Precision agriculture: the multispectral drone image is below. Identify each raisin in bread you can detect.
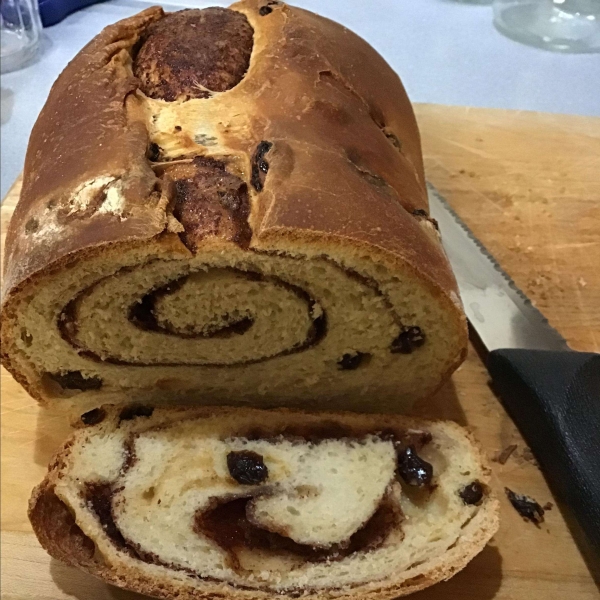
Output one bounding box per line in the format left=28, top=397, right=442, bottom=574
left=1, top=1, right=467, bottom=414
left=30, top=406, right=499, bottom=599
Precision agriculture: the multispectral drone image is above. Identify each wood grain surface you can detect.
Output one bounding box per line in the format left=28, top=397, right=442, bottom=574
left=1, top=104, right=599, bottom=600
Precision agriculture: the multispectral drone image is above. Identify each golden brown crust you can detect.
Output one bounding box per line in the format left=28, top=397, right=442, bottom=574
left=2, top=0, right=460, bottom=301
left=134, top=8, right=254, bottom=101
left=29, top=482, right=96, bottom=567
left=29, top=406, right=499, bottom=600
left=2, top=6, right=166, bottom=299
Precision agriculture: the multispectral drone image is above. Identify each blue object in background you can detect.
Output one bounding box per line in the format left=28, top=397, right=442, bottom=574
left=38, top=0, right=107, bottom=26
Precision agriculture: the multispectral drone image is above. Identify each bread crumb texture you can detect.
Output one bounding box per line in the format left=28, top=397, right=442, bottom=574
left=30, top=407, right=499, bottom=599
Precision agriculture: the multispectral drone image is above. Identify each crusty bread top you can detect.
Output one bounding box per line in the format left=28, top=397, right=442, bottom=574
left=3, top=7, right=166, bottom=299
left=2, top=1, right=460, bottom=320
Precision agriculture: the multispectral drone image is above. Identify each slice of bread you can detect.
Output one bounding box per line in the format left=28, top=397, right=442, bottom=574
left=30, top=406, right=499, bottom=599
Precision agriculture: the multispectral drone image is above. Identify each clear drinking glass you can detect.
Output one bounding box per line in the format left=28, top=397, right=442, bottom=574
left=493, top=0, right=600, bottom=52
left=1, top=0, right=43, bottom=73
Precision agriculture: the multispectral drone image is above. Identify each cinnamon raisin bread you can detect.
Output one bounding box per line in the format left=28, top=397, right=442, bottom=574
left=1, top=2, right=467, bottom=412
left=30, top=406, right=499, bottom=599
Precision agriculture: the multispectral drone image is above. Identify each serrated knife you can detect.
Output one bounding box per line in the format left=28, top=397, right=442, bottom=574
left=428, top=183, right=600, bottom=553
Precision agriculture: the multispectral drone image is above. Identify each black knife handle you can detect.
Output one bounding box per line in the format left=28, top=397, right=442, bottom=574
left=487, top=349, right=600, bottom=552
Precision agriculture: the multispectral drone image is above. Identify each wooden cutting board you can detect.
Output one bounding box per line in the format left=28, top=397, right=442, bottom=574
left=1, top=104, right=599, bottom=600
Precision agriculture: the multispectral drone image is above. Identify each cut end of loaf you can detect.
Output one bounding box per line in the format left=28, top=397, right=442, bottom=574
left=1, top=236, right=467, bottom=413
left=30, top=406, right=499, bottom=600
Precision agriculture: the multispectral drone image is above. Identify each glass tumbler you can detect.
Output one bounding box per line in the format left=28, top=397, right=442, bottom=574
left=1, top=0, right=43, bottom=73
left=493, top=0, right=600, bottom=53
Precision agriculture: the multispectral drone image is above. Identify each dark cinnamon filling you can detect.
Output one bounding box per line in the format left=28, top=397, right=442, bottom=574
left=119, top=405, right=155, bottom=422
left=133, top=8, right=254, bottom=101
left=83, top=481, right=400, bottom=574
left=128, top=269, right=326, bottom=349
left=195, top=494, right=402, bottom=570
left=46, top=371, right=103, bottom=391
left=84, top=482, right=128, bottom=550
left=240, top=423, right=432, bottom=450
left=83, top=482, right=169, bottom=567
left=129, top=274, right=255, bottom=339
left=81, top=427, right=432, bottom=575
left=57, top=267, right=327, bottom=368
left=54, top=252, right=425, bottom=377
left=165, top=157, right=253, bottom=251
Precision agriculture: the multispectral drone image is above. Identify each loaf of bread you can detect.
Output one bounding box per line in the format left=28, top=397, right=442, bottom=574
left=1, top=1, right=467, bottom=413
left=30, top=406, right=499, bottom=599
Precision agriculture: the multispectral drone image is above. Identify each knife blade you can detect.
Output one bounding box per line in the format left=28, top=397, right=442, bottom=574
left=428, top=185, right=569, bottom=352
left=428, top=183, right=600, bottom=554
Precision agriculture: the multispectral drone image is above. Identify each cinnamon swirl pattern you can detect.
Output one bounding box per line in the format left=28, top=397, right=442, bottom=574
left=29, top=408, right=498, bottom=597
